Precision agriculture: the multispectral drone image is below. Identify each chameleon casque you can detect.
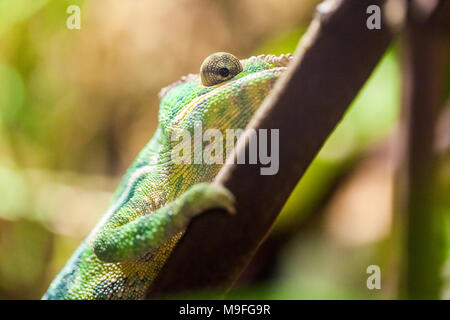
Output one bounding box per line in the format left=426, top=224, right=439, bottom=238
left=43, top=52, right=292, bottom=300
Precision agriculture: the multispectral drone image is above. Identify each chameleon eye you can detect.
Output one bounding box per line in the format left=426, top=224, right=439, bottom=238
left=200, top=52, right=243, bottom=86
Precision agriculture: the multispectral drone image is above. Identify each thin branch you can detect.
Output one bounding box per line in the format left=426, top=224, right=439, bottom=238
left=395, top=0, right=450, bottom=299
left=147, top=0, right=392, bottom=298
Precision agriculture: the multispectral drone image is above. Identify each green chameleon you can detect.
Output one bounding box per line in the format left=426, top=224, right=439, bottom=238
left=42, top=52, right=292, bottom=300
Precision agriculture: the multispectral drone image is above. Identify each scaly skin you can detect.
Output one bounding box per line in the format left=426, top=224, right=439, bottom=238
left=42, top=53, right=292, bottom=300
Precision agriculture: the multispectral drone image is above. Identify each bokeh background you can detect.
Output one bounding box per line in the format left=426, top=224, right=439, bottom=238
left=0, top=0, right=448, bottom=299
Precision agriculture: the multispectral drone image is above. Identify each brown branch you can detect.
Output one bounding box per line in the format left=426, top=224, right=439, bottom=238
left=147, top=0, right=392, bottom=298
left=395, top=0, right=450, bottom=299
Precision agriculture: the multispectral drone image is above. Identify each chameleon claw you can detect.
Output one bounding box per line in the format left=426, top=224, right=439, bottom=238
left=182, top=182, right=236, bottom=216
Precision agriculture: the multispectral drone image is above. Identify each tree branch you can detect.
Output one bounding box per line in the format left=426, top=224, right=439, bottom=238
left=395, top=0, right=450, bottom=299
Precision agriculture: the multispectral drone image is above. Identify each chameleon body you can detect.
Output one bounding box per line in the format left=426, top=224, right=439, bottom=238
left=43, top=52, right=292, bottom=300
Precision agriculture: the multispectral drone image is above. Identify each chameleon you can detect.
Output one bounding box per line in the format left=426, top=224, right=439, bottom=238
left=42, top=52, right=292, bottom=300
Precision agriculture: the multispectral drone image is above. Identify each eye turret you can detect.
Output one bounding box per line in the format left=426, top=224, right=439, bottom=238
left=200, top=52, right=243, bottom=86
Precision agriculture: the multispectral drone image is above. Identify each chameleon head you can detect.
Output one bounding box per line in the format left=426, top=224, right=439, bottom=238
left=157, top=52, right=293, bottom=137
